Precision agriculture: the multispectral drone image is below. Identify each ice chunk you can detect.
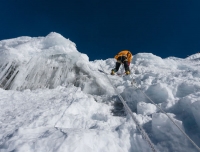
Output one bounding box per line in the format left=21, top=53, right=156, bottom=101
left=132, top=53, right=165, bottom=67
left=145, top=83, right=174, bottom=104
left=152, top=113, right=184, bottom=140
left=191, top=101, right=200, bottom=129
left=137, top=102, right=157, bottom=115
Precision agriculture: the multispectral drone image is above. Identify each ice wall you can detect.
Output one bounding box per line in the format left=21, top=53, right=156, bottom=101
left=0, top=32, right=112, bottom=95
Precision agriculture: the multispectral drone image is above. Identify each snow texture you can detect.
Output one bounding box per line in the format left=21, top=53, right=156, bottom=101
left=0, top=32, right=200, bottom=152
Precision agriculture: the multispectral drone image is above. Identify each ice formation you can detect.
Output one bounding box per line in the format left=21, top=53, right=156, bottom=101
left=0, top=32, right=200, bottom=152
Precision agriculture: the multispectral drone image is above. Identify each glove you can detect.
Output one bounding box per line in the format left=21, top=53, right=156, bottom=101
left=128, top=62, right=130, bottom=66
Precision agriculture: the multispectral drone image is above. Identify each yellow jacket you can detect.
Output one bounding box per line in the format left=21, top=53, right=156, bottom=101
left=114, top=50, right=133, bottom=63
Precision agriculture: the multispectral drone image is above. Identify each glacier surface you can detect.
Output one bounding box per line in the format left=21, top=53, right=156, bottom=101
left=0, top=32, right=200, bottom=152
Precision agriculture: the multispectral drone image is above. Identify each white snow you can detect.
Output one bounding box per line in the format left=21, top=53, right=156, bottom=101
left=0, top=32, right=200, bottom=152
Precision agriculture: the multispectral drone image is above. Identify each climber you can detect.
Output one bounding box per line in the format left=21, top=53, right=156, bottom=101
left=111, top=50, right=133, bottom=75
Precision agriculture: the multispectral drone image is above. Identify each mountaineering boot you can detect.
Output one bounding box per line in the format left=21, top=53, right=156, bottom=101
left=125, top=70, right=130, bottom=75
left=111, top=69, right=116, bottom=75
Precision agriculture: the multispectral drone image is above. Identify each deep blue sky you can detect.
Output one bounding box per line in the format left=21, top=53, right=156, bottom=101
left=1, top=0, right=200, bottom=61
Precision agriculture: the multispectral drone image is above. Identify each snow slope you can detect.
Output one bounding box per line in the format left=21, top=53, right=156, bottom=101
left=0, top=32, right=200, bottom=152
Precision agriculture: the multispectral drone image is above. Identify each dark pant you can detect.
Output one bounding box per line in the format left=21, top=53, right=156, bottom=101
left=114, top=56, right=130, bottom=72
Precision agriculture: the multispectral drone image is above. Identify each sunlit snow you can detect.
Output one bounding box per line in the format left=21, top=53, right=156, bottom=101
left=0, top=32, right=200, bottom=152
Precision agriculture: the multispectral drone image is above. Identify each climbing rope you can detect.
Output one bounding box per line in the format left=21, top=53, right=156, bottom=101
left=54, top=86, right=78, bottom=128
left=130, top=75, right=200, bottom=152
left=100, top=64, right=157, bottom=152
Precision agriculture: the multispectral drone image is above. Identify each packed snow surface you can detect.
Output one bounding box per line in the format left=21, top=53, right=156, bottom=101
left=1, top=32, right=200, bottom=152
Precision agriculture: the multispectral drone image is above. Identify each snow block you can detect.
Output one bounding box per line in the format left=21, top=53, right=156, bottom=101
left=132, top=53, right=165, bottom=67
left=176, top=82, right=197, bottom=98
left=191, top=101, right=200, bottom=129
left=145, top=83, right=174, bottom=104
left=137, top=102, right=157, bottom=115
left=152, top=113, right=184, bottom=141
